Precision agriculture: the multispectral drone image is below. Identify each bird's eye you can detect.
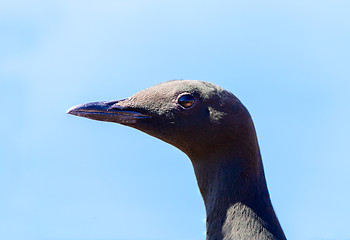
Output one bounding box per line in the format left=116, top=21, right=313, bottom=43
left=178, top=94, right=195, bottom=108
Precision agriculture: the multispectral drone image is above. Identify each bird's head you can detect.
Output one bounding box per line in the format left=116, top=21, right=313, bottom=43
left=67, top=80, right=258, bottom=160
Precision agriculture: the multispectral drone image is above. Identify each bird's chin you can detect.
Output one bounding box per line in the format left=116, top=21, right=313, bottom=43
left=67, top=101, right=151, bottom=125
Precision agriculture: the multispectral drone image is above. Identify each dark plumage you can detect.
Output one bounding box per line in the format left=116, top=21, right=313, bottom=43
left=67, top=80, right=286, bottom=240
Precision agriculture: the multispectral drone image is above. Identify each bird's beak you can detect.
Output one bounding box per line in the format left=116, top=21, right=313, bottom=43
left=67, top=100, right=151, bottom=125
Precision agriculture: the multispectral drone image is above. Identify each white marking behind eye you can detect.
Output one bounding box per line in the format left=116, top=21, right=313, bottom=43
left=208, top=106, right=226, bottom=123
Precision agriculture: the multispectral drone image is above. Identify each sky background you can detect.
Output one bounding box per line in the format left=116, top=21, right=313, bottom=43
left=1, top=0, right=350, bottom=239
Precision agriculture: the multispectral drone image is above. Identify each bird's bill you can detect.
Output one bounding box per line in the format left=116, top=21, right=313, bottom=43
left=67, top=100, right=151, bottom=124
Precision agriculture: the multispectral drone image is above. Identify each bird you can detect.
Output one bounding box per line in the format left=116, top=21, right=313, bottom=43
left=67, top=80, right=286, bottom=240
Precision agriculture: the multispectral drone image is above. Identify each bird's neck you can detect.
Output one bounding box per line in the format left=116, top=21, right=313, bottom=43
left=191, top=151, right=286, bottom=240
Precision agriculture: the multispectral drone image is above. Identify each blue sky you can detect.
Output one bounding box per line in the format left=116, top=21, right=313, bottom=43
left=1, top=0, right=350, bottom=239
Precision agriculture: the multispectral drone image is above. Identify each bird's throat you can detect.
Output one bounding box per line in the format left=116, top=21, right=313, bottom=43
left=191, top=155, right=286, bottom=240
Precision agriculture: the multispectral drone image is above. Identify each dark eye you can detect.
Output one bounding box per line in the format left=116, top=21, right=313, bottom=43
left=178, top=94, right=195, bottom=108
